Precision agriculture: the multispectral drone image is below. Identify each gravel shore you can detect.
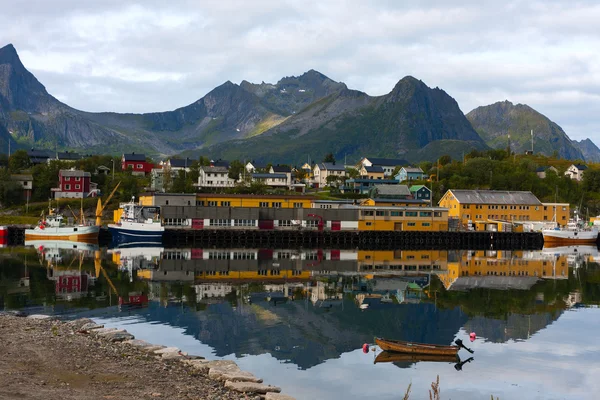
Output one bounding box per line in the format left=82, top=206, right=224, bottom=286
left=0, top=314, right=250, bottom=400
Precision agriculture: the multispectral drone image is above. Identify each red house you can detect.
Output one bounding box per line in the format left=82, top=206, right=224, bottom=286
left=54, top=272, right=90, bottom=300
left=52, top=168, right=96, bottom=199
left=122, top=153, right=153, bottom=176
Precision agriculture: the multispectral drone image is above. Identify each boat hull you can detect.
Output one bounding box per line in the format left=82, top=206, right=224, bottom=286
left=375, top=337, right=459, bottom=356
left=108, top=224, right=164, bottom=243
left=24, top=225, right=99, bottom=243
left=542, top=230, right=598, bottom=246
left=374, top=351, right=458, bottom=364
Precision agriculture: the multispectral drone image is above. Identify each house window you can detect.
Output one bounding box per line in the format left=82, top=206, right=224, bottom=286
left=65, top=184, right=71, bottom=190
left=405, top=211, right=417, bottom=217
left=75, top=184, right=80, bottom=190
left=293, top=202, right=303, bottom=208
left=407, top=222, right=416, bottom=227
left=419, top=211, right=432, bottom=217
left=422, top=222, right=431, bottom=227
left=207, top=201, right=217, bottom=207
left=434, top=212, right=442, bottom=217
left=362, top=210, right=374, bottom=217
left=221, top=201, right=231, bottom=207
left=278, top=220, right=295, bottom=227
left=376, top=211, right=387, bottom=217
left=209, top=219, right=230, bottom=227
left=366, top=222, right=372, bottom=226
left=65, top=177, right=70, bottom=181
left=259, top=202, right=269, bottom=207
left=137, top=164, right=143, bottom=169
left=390, top=211, right=403, bottom=217
left=234, top=219, right=255, bottom=226
left=75, top=177, right=81, bottom=181
left=272, top=202, right=282, bottom=208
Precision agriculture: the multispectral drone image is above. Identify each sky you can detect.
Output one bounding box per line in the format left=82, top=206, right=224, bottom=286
left=1, top=0, right=599, bottom=141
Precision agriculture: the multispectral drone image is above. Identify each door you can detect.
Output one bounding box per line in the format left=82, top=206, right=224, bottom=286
left=394, top=222, right=403, bottom=231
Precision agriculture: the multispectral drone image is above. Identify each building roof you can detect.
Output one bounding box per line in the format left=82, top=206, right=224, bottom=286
left=56, top=151, right=81, bottom=160
left=319, top=162, right=346, bottom=171
left=168, top=158, right=192, bottom=168
left=247, top=161, right=267, bottom=170
left=364, top=166, right=384, bottom=173
left=201, top=166, right=229, bottom=173
left=346, top=179, right=400, bottom=184
left=27, top=149, right=52, bottom=158
left=211, top=160, right=230, bottom=168
left=365, top=157, right=408, bottom=166
left=271, top=165, right=292, bottom=173
left=11, top=174, right=33, bottom=181
left=409, top=185, right=430, bottom=192
left=252, top=173, right=287, bottom=179
left=535, top=167, right=545, bottom=172
left=60, top=169, right=91, bottom=178
left=374, top=184, right=411, bottom=197
left=197, top=193, right=317, bottom=200
left=573, top=164, right=588, bottom=170
left=448, top=190, right=542, bottom=205
left=123, top=153, right=146, bottom=162
left=401, top=167, right=424, bottom=173
left=96, top=165, right=111, bottom=171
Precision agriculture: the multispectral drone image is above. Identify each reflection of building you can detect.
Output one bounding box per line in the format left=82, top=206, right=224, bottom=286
left=49, top=269, right=94, bottom=300
left=310, top=281, right=343, bottom=306
left=195, top=284, right=234, bottom=301
left=439, top=250, right=569, bottom=290
left=358, top=250, right=448, bottom=275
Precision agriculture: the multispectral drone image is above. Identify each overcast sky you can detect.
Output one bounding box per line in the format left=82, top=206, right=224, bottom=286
left=1, top=0, right=598, bottom=141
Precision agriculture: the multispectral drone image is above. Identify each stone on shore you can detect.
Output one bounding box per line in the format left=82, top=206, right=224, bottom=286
left=96, top=328, right=126, bottom=337
left=265, top=393, right=297, bottom=400
left=153, top=346, right=180, bottom=355
left=213, top=370, right=263, bottom=383
left=224, top=381, right=281, bottom=394
left=105, top=331, right=135, bottom=342
left=80, top=322, right=104, bottom=331
left=27, top=314, right=53, bottom=320
left=66, top=318, right=94, bottom=330
left=91, top=327, right=118, bottom=335
left=124, top=339, right=153, bottom=348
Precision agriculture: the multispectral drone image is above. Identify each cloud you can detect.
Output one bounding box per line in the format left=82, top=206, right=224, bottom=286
left=0, top=1, right=598, bottom=140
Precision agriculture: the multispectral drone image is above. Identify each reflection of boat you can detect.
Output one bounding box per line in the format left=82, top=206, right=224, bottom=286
left=25, top=240, right=99, bottom=252
left=542, top=211, right=598, bottom=245
left=375, top=337, right=459, bottom=356
left=25, top=211, right=99, bottom=243
left=374, top=351, right=458, bottom=364
left=541, top=245, right=599, bottom=256
left=108, top=198, right=164, bottom=243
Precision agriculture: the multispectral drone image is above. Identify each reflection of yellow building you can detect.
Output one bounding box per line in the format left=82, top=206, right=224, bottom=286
left=357, top=207, right=448, bottom=231
left=438, top=190, right=570, bottom=229
left=439, top=250, right=569, bottom=290
left=357, top=250, right=448, bottom=273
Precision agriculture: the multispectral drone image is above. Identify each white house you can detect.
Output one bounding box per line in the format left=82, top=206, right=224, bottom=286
left=245, top=161, right=267, bottom=173
left=357, top=157, right=408, bottom=177
left=269, top=165, right=292, bottom=187
left=313, top=162, right=347, bottom=187
left=197, top=166, right=235, bottom=189
left=251, top=173, right=289, bottom=189
left=564, top=164, right=587, bottom=182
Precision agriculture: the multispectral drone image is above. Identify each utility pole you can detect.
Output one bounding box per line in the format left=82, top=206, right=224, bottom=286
left=111, top=159, right=115, bottom=181
left=531, top=129, right=534, bottom=154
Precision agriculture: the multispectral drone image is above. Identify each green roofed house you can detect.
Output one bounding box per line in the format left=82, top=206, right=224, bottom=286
left=410, top=185, right=432, bottom=203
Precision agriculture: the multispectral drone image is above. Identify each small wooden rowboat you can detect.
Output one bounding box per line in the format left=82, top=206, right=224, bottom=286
left=375, top=337, right=459, bottom=356
left=374, top=351, right=458, bottom=364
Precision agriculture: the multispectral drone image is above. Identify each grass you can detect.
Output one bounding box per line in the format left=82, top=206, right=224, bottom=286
left=247, top=114, right=288, bottom=138
left=0, top=216, right=39, bottom=225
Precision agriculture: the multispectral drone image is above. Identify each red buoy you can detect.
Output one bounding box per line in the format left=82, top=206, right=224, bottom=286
left=362, top=343, right=369, bottom=353
left=470, top=332, right=476, bottom=342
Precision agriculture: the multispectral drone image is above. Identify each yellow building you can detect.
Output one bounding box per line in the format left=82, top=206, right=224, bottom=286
left=196, top=193, right=316, bottom=208
left=359, top=165, right=385, bottom=180
left=438, top=250, right=569, bottom=289
left=357, top=206, right=449, bottom=231
left=438, top=190, right=570, bottom=229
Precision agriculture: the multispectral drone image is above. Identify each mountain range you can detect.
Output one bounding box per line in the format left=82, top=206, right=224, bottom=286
left=1, top=43, right=598, bottom=164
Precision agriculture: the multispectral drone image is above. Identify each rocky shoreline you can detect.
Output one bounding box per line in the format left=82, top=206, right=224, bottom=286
left=0, top=313, right=295, bottom=400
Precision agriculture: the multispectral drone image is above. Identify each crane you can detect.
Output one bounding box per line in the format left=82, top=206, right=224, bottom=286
left=95, top=182, right=121, bottom=226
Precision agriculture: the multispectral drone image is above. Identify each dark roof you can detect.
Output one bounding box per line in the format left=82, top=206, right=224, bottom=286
left=252, top=173, right=287, bottom=179
left=169, top=158, right=192, bottom=168
left=374, top=184, right=411, bottom=196
left=366, top=157, right=408, bottom=166
left=369, top=198, right=429, bottom=204
left=319, top=162, right=346, bottom=171
left=535, top=167, right=546, bottom=172
left=364, top=166, right=384, bottom=173
left=271, top=165, right=291, bottom=173
left=56, top=152, right=81, bottom=160
left=201, top=166, right=229, bottom=173
left=573, top=164, right=588, bottom=170
left=346, top=179, right=399, bottom=183
left=248, top=161, right=267, bottom=170
left=27, top=149, right=52, bottom=158
left=123, top=153, right=146, bottom=162
left=449, top=190, right=542, bottom=205
left=211, top=160, right=230, bottom=168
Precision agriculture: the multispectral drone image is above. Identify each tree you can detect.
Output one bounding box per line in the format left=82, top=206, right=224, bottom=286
left=8, top=150, right=31, bottom=172
left=345, top=168, right=360, bottom=179
left=294, top=169, right=308, bottom=182
left=228, top=160, right=245, bottom=181
left=438, top=155, right=452, bottom=166
left=326, top=175, right=340, bottom=187
left=323, top=152, right=336, bottom=163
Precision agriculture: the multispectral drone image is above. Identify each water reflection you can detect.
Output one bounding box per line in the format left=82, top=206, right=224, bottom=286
left=1, top=244, right=599, bottom=367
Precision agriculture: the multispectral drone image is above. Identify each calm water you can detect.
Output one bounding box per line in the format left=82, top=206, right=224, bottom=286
left=1, top=244, right=599, bottom=399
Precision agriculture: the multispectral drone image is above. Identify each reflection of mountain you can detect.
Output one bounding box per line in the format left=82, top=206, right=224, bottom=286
left=132, top=299, right=466, bottom=370
left=464, top=312, right=562, bottom=342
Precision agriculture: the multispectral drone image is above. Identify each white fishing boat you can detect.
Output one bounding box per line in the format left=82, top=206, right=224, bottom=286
left=25, top=208, right=99, bottom=243
left=108, top=197, right=164, bottom=243
left=542, top=209, right=598, bottom=246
